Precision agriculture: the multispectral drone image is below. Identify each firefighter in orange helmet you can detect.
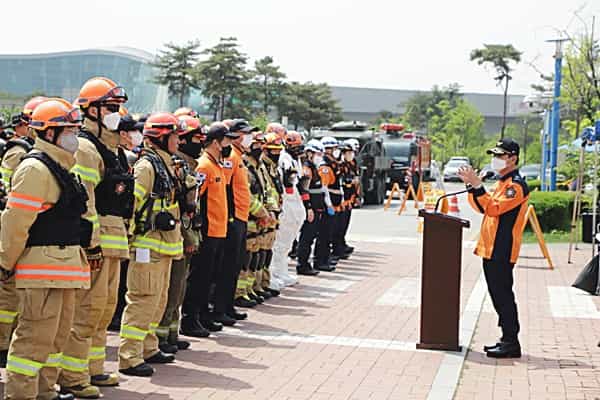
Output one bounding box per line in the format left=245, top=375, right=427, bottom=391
left=155, top=114, right=204, bottom=352
left=0, top=96, right=47, bottom=368
left=173, top=107, right=197, bottom=118
left=265, top=122, right=286, bottom=140
left=58, top=77, right=133, bottom=397
left=118, top=113, right=187, bottom=377
left=0, top=98, right=91, bottom=400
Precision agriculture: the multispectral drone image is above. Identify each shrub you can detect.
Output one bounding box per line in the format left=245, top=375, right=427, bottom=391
left=527, top=191, right=589, bottom=232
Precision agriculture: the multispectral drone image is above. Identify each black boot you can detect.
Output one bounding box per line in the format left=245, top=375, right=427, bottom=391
left=159, top=341, right=178, bottom=354
left=265, top=288, right=280, bottom=297
left=256, top=289, right=272, bottom=300
left=297, top=264, right=319, bottom=276
left=235, top=296, right=257, bottom=308
left=200, top=319, right=223, bottom=332
left=486, top=341, right=521, bottom=358
left=212, top=312, right=237, bottom=327
left=227, top=308, right=248, bottom=320
left=180, top=317, right=210, bottom=338
left=144, top=351, right=175, bottom=364
left=119, top=362, right=154, bottom=377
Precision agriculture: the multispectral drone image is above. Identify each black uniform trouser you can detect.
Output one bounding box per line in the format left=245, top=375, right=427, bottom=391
left=297, top=210, right=324, bottom=267
left=340, top=208, right=352, bottom=245
left=315, top=211, right=336, bottom=264
left=483, top=258, right=520, bottom=342
left=182, top=237, right=225, bottom=321
left=332, top=210, right=351, bottom=256
left=214, top=219, right=247, bottom=314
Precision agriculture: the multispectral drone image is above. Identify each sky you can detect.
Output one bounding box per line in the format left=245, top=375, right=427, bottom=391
left=1, top=0, right=598, bottom=95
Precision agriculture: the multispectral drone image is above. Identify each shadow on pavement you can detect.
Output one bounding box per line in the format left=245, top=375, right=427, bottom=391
left=466, top=350, right=596, bottom=370
left=210, top=335, right=295, bottom=350
left=149, top=364, right=253, bottom=389
left=265, top=296, right=329, bottom=309
left=174, top=350, right=267, bottom=370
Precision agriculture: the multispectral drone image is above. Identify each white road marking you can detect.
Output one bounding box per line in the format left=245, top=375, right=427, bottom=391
left=548, top=286, right=600, bottom=319
left=427, top=272, right=487, bottom=400
left=288, top=277, right=362, bottom=302
left=220, top=328, right=418, bottom=352
left=376, top=277, right=419, bottom=307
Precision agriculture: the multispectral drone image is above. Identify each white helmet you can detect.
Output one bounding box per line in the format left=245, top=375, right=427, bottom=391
left=345, top=138, right=359, bottom=152
left=305, top=139, right=324, bottom=154
left=320, top=136, right=338, bottom=148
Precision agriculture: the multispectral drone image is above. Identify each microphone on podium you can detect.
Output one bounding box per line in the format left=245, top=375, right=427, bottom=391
left=434, top=171, right=494, bottom=212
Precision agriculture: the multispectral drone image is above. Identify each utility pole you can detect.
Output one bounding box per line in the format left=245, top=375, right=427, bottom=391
left=546, top=38, right=568, bottom=191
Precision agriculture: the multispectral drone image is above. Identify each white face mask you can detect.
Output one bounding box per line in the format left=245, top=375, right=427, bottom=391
left=57, top=131, right=79, bottom=154
left=102, top=112, right=121, bottom=131
left=344, top=152, right=355, bottom=162
left=333, top=149, right=341, bottom=159
left=313, top=155, right=324, bottom=166
left=491, top=157, right=507, bottom=172
left=241, top=134, right=253, bottom=149
left=130, top=131, right=143, bottom=147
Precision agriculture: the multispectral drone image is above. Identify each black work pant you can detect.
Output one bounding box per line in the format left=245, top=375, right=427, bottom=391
left=214, top=219, right=247, bottom=314
left=340, top=208, right=352, bottom=245
left=483, top=258, right=520, bottom=343
left=111, top=259, right=129, bottom=327
left=182, top=237, right=225, bottom=321
left=315, top=211, right=336, bottom=264
left=331, top=210, right=350, bottom=256
left=297, top=210, right=324, bottom=267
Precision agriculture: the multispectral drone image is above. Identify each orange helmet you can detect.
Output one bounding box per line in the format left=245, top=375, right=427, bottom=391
left=75, top=77, right=127, bottom=108
left=22, top=96, right=48, bottom=118
left=177, top=115, right=203, bottom=135
left=285, top=130, right=303, bottom=147
left=263, top=132, right=285, bottom=150
left=252, top=131, right=266, bottom=145
left=265, top=122, right=286, bottom=138
left=29, top=98, right=82, bottom=131
left=143, top=112, right=180, bottom=138
left=173, top=107, right=197, bottom=118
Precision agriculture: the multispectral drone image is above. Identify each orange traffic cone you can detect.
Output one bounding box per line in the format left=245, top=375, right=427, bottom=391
left=448, top=195, right=460, bottom=217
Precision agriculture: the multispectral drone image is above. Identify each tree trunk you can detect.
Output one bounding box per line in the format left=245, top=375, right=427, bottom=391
left=501, top=76, right=509, bottom=139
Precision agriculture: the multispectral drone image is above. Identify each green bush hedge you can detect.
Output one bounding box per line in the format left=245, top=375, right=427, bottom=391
left=527, top=191, right=588, bottom=232
left=527, top=179, right=570, bottom=192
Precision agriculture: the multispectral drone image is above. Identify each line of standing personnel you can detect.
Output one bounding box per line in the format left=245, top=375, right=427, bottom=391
left=0, top=80, right=361, bottom=399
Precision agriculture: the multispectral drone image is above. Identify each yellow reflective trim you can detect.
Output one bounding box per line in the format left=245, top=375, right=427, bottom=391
left=7, top=355, right=43, bottom=377
left=60, top=355, right=88, bottom=372
left=100, top=234, right=129, bottom=250
left=88, top=346, right=105, bottom=361
left=134, top=183, right=147, bottom=202
left=152, top=202, right=178, bottom=212
left=120, top=324, right=147, bottom=341
left=45, top=352, right=62, bottom=367
left=132, top=236, right=183, bottom=256
left=85, top=214, right=100, bottom=230
left=0, top=309, right=17, bottom=324
left=71, top=164, right=100, bottom=185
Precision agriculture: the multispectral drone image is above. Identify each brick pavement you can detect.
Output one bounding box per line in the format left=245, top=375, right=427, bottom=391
left=2, top=236, right=599, bottom=399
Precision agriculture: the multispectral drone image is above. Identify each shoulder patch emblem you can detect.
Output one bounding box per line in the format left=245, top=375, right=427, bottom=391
left=321, top=167, right=329, bottom=174
left=505, top=187, right=516, bottom=198
left=223, top=160, right=233, bottom=169
left=196, top=172, right=206, bottom=185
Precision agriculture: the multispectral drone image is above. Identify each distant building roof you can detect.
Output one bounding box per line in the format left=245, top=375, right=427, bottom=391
left=330, top=86, right=525, bottom=118
left=0, top=47, right=155, bottom=63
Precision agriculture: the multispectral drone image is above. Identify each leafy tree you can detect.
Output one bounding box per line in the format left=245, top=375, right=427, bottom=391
left=251, top=56, right=287, bottom=114
left=470, top=44, right=522, bottom=138
left=194, top=37, right=249, bottom=120
left=402, top=84, right=462, bottom=132
left=276, top=82, right=342, bottom=130
left=152, top=40, right=202, bottom=107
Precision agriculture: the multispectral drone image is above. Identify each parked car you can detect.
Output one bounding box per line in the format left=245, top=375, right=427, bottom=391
left=520, top=164, right=541, bottom=181
left=449, top=156, right=471, bottom=164
left=479, top=164, right=500, bottom=180
left=443, top=159, right=470, bottom=182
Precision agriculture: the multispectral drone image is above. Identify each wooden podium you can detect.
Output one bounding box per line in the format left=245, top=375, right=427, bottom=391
left=417, top=210, right=470, bottom=351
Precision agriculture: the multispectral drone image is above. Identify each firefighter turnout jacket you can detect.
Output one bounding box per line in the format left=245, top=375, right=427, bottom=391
left=195, top=152, right=228, bottom=239
left=0, top=137, right=33, bottom=191
left=0, top=139, right=90, bottom=289
left=468, top=170, right=529, bottom=264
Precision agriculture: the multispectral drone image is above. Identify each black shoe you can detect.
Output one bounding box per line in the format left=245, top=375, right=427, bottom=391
left=159, top=341, right=178, bottom=354
left=266, top=288, right=280, bottom=297
left=297, top=265, right=319, bottom=276
left=486, top=342, right=521, bottom=358
left=315, top=263, right=335, bottom=272
left=180, top=318, right=210, bottom=338
left=288, top=250, right=297, bottom=259
left=144, top=351, right=175, bottom=364
left=227, top=310, right=248, bottom=320
left=119, top=362, right=155, bottom=377
left=330, top=256, right=339, bottom=265
left=344, top=246, right=354, bottom=254
left=483, top=339, right=504, bottom=352
left=235, top=297, right=257, bottom=308
left=0, top=349, right=7, bottom=368
left=201, top=320, right=223, bottom=332
left=248, top=292, right=264, bottom=304
left=213, top=313, right=237, bottom=327
left=52, top=394, right=76, bottom=400
left=175, top=340, right=190, bottom=350
left=256, top=290, right=272, bottom=300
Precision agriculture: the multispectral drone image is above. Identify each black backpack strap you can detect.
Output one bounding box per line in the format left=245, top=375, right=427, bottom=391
left=1, top=138, right=33, bottom=162
left=78, top=130, right=123, bottom=173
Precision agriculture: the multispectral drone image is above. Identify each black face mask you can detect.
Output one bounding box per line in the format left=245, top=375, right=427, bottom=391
left=180, top=142, right=203, bottom=158
left=221, top=144, right=232, bottom=158
left=249, top=148, right=262, bottom=160
left=268, top=153, right=280, bottom=163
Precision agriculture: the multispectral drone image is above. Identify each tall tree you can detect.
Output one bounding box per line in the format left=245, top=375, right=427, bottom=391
left=470, top=44, right=522, bottom=138
left=251, top=56, right=287, bottom=114
left=276, top=82, right=342, bottom=130
left=402, top=84, right=462, bottom=132
left=152, top=40, right=201, bottom=107
left=194, top=37, right=249, bottom=120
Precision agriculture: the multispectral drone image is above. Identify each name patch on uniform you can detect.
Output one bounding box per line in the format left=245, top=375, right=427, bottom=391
left=215, top=177, right=221, bottom=182
left=223, top=160, right=233, bottom=169
left=321, top=167, right=329, bottom=174
left=196, top=172, right=206, bottom=185
left=505, top=187, right=516, bottom=198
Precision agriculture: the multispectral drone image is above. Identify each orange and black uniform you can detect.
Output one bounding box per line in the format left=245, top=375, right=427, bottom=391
left=335, top=158, right=359, bottom=253
left=182, top=151, right=228, bottom=327
left=467, top=169, right=529, bottom=342
left=315, top=156, right=340, bottom=265
left=214, top=144, right=250, bottom=316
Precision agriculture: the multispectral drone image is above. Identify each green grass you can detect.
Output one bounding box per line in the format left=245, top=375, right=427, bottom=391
left=522, top=230, right=576, bottom=244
